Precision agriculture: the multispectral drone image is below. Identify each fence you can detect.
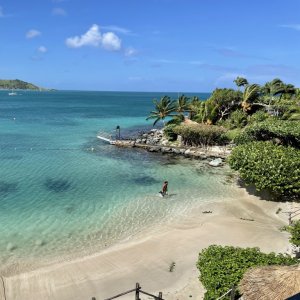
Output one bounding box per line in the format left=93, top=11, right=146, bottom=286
left=92, top=283, right=163, bottom=300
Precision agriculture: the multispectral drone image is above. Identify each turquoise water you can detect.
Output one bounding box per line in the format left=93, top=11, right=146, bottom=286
left=0, top=90, right=237, bottom=275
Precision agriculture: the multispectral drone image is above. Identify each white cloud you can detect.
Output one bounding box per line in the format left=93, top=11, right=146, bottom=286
left=38, top=46, right=47, bottom=53
left=52, top=7, right=66, bottom=16
left=66, top=24, right=102, bottom=48
left=26, top=29, right=41, bottom=39
left=279, top=24, right=300, bottom=31
left=101, top=25, right=132, bottom=35
left=102, top=32, right=121, bottom=50
left=65, top=24, right=122, bottom=51
left=124, top=47, right=138, bottom=57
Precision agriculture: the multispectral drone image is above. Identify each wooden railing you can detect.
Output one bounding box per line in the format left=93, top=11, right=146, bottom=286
left=92, top=283, right=163, bottom=300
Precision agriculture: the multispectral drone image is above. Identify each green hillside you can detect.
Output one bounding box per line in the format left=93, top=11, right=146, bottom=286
left=0, top=79, right=45, bottom=90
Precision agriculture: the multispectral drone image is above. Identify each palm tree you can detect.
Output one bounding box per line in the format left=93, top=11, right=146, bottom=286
left=174, top=94, right=190, bottom=117
left=262, top=78, right=284, bottom=105
left=234, top=76, right=249, bottom=91
left=281, top=84, right=296, bottom=100
left=146, top=96, right=175, bottom=126
left=242, top=84, right=260, bottom=112
left=188, top=96, right=201, bottom=119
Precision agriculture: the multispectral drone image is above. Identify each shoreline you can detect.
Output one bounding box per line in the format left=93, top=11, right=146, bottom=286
left=2, top=188, right=292, bottom=300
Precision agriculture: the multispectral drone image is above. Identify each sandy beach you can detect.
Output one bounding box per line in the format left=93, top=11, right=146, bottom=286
left=0, top=188, right=293, bottom=300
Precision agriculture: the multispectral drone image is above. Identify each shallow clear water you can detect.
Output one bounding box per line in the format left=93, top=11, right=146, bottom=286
left=0, top=90, right=238, bottom=274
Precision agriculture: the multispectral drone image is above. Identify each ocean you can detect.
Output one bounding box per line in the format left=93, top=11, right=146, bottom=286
left=0, top=90, right=238, bottom=275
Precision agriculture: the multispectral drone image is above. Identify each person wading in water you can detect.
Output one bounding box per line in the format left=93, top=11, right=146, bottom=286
left=160, top=181, right=168, bottom=197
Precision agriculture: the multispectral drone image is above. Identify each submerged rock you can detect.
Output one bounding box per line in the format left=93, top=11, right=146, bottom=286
left=209, top=158, right=223, bottom=167
left=35, top=239, right=46, bottom=247
left=44, top=178, right=72, bottom=193
left=7, top=243, right=17, bottom=251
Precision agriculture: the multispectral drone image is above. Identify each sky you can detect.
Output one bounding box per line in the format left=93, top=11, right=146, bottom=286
left=1, top=0, right=300, bottom=92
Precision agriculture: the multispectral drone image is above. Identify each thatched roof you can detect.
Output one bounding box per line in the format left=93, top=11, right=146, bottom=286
left=239, top=264, right=300, bottom=300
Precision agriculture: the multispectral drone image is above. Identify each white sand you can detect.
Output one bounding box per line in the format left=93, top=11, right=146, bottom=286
left=1, top=191, right=292, bottom=300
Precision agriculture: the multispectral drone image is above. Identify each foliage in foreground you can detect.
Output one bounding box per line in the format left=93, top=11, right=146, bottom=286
left=173, top=123, right=228, bottom=147
left=229, top=141, right=300, bottom=199
left=234, top=119, right=300, bottom=149
left=197, top=245, right=298, bottom=300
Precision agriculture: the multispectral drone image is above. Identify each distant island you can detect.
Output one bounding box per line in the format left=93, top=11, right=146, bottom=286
left=0, top=79, right=51, bottom=91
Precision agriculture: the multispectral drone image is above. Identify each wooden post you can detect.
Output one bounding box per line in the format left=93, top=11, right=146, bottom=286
left=91, top=298, right=96, bottom=300
left=158, top=291, right=163, bottom=299
left=135, top=283, right=140, bottom=300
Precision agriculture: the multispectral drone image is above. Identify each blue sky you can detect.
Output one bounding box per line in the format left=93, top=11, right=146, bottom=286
left=1, top=0, right=300, bottom=92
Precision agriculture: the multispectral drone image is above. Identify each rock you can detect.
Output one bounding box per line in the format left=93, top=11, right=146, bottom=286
left=7, top=243, right=17, bottom=251
left=161, top=140, right=168, bottom=146
left=161, top=147, right=172, bottom=153
left=136, top=139, right=142, bottom=144
left=179, top=149, right=186, bottom=154
left=35, top=239, right=46, bottom=246
left=172, top=148, right=181, bottom=154
left=148, top=147, right=159, bottom=152
left=185, top=149, right=191, bottom=155
left=209, top=158, right=223, bottom=167
left=142, top=139, right=147, bottom=143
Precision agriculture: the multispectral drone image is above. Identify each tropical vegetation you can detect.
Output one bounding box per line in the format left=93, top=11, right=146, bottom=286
left=197, top=245, right=298, bottom=300
left=229, top=142, right=300, bottom=199
left=146, top=75, right=300, bottom=200
left=289, top=220, right=300, bottom=247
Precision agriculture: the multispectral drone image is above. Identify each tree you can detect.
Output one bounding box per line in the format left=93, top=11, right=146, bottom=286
left=146, top=96, right=175, bottom=126
left=234, top=76, right=248, bottom=91
left=281, top=83, right=296, bottom=100
left=188, top=96, right=201, bottom=119
left=206, top=88, right=242, bottom=122
left=174, top=94, right=190, bottom=117
left=241, top=84, right=260, bottom=112
left=262, top=78, right=285, bottom=105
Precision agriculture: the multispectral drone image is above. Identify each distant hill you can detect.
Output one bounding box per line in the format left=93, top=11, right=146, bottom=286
left=0, top=79, right=48, bottom=90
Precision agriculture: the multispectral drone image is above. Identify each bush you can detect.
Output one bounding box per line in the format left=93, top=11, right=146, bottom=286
left=173, top=124, right=228, bottom=147
left=197, top=245, right=297, bottom=300
left=223, top=128, right=242, bottom=142
left=290, top=220, right=300, bottom=247
left=233, top=119, right=300, bottom=148
left=248, top=110, right=269, bottom=124
left=226, top=110, right=248, bottom=129
left=229, top=141, right=300, bottom=199
left=163, top=124, right=178, bottom=141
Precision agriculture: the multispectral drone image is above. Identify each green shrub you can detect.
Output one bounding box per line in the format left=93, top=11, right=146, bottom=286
left=173, top=124, right=228, bottom=147
left=248, top=110, right=269, bottom=123
left=233, top=119, right=300, bottom=148
left=229, top=141, right=300, bottom=199
left=227, top=110, right=248, bottom=129
left=223, top=128, right=242, bottom=142
left=290, top=220, right=300, bottom=247
left=163, top=124, right=178, bottom=141
left=197, top=245, right=297, bottom=300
